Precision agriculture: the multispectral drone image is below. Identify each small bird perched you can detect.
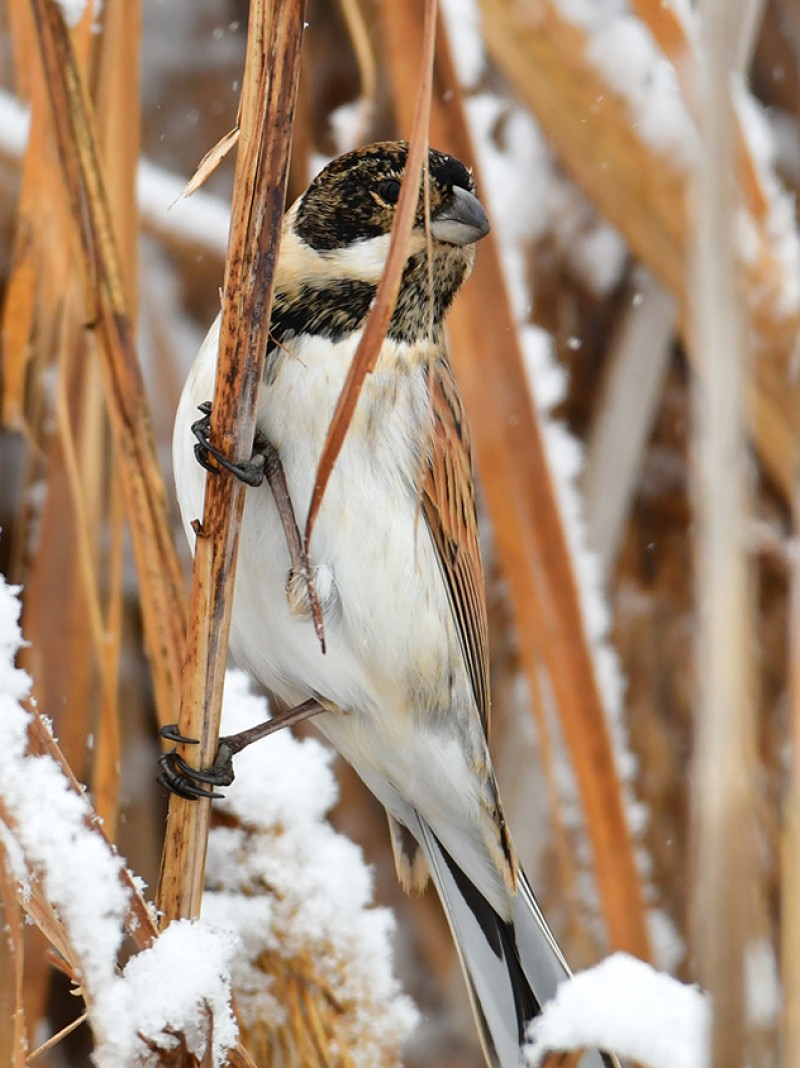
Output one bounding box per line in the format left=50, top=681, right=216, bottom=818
left=168, top=142, right=614, bottom=1068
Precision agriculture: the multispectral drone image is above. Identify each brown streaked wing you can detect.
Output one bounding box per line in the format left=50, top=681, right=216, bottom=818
left=421, top=356, right=491, bottom=735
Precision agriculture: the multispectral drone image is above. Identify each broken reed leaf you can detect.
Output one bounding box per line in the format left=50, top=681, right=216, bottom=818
left=182, top=126, right=241, bottom=200
left=303, top=0, right=438, bottom=548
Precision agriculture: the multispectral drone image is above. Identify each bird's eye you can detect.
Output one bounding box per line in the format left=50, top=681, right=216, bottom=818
left=378, top=179, right=401, bottom=205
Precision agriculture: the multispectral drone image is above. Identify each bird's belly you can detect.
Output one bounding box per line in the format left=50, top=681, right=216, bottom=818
left=173, top=324, right=477, bottom=812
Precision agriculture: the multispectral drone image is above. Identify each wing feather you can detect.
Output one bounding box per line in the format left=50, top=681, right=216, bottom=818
left=421, top=357, right=491, bottom=734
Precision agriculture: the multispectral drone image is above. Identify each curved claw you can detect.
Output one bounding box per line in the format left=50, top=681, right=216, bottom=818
left=160, top=723, right=199, bottom=745
left=158, top=750, right=226, bottom=801
left=157, top=770, right=224, bottom=801
left=167, top=742, right=236, bottom=787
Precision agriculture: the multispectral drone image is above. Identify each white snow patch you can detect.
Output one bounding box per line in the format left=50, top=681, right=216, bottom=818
left=94, top=921, right=238, bottom=1068
left=0, top=93, right=30, bottom=158
left=0, top=576, right=129, bottom=996
left=520, top=326, right=567, bottom=413
left=0, top=574, right=239, bottom=1066
left=525, top=953, right=710, bottom=1068
left=555, top=0, right=628, bottom=30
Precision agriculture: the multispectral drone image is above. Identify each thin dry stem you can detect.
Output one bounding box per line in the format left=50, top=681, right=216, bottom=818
left=304, top=0, right=437, bottom=546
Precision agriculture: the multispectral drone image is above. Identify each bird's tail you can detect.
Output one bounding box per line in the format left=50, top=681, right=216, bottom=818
left=416, top=817, right=616, bottom=1068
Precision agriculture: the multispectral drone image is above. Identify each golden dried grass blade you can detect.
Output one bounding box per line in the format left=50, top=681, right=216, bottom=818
left=382, top=0, right=651, bottom=957
left=0, top=247, right=38, bottom=430
left=28, top=0, right=186, bottom=727
left=156, top=0, right=305, bottom=925
left=26, top=1012, right=88, bottom=1063
left=19, top=314, right=97, bottom=771
left=226, top=1047, right=260, bottom=1068
left=304, top=0, right=437, bottom=547
left=2, top=0, right=62, bottom=433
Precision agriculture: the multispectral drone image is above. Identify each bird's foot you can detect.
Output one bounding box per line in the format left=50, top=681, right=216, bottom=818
left=158, top=725, right=235, bottom=800
left=191, top=401, right=268, bottom=487
left=157, top=698, right=325, bottom=802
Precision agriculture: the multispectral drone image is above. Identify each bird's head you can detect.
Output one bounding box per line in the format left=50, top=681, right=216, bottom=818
left=293, top=140, right=489, bottom=252
left=277, top=141, right=490, bottom=344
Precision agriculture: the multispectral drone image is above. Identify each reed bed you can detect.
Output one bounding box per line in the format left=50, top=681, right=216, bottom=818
left=0, top=0, right=798, bottom=1065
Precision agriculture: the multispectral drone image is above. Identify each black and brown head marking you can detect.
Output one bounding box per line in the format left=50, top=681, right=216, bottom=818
left=294, top=141, right=477, bottom=251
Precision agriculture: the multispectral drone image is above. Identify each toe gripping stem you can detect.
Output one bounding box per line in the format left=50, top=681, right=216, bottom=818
left=157, top=698, right=324, bottom=801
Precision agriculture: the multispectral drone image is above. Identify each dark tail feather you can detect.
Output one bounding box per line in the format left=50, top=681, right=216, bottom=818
left=416, top=818, right=618, bottom=1068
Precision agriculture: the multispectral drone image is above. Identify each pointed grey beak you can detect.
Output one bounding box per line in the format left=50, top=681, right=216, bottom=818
left=430, top=186, right=490, bottom=246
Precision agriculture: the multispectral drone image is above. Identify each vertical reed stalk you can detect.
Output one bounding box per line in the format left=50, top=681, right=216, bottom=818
left=689, top=3, right=761, bottom=1061
left=156, top=0, right=305, bottom=924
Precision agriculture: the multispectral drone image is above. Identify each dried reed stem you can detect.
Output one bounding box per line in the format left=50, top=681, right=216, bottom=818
left=689, top=3, right=761, bottom=1061
left=156, top=0, right=305, bottom=924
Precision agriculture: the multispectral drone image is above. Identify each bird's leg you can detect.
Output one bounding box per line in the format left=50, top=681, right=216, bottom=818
left=192, top=402, right=326, bottom=650
left=158, top=697, right=325, bottom=800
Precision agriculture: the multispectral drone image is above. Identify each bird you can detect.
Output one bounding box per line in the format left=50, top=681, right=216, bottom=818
left=167, top=141, right=616, bottom=1068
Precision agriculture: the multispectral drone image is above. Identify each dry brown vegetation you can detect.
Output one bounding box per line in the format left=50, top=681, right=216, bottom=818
left=1, top=0, right=799, bottom=1065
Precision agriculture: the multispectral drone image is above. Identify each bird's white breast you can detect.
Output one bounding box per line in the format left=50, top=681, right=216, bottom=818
left=173, top=316, right=484, bottom=836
